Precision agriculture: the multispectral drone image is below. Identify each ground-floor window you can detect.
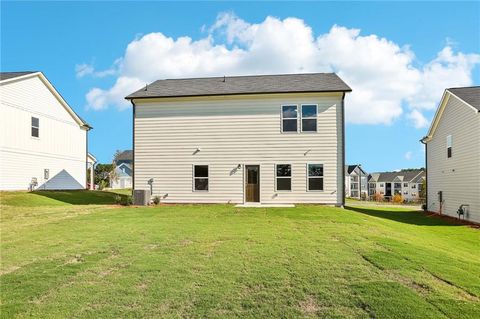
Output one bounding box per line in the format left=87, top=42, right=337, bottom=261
left=307, top=164, right=323, bottom=191
left=193, top=165, right=209, bottom=191
left=276, top=164, right=292, bottom=191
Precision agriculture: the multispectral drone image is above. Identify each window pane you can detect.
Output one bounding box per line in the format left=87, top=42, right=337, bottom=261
left=447, top=147, right=452, bottom=158
left=247, top=168, right=258, bottom=184
left=302, top=105, right=317, bottom=118
left=282, top=105, right=297, bottom=118
left=276, top=164, right=291, bottom=177
left=282, top=119, right=297, bottom=132
left=302, top=119, right=317, bottom=132
left=194, top=165, right=208, bottom=177
left=277, top=178, right=291, bottom=191
left=31, top=127, right=39, bottom=137
left=308, top=164, right=323, bottom=177
left=195, top=178, right=208, bottom=191
left=309, top=178, right=323, bottom=191
left=31, top=117, right=39, bottom=127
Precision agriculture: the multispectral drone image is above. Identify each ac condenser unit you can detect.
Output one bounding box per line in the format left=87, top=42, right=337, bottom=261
left=133, top=189, right=151, bottom=206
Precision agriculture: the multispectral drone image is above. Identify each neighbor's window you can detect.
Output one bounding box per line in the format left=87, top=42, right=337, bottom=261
left=307, top=164, right=323, bottom=191
left=447, top=135, right=452, bottom=158
left=301, top=105, right=317, bottom=132
left=412, top=184, right=416, bottom=189
left=281, top=105, right=298, bottom=132
left=276, top=164, right=292, bottom=191
left=380, top=183, right=384, bottom=188
left=193, top=165, right=209, bottom=191
left=403, top=183, right=408, bottom=187
left=31, top=117, right=39, bottom=138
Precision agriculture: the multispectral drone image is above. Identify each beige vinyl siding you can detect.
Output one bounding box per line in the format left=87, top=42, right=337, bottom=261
left=426, top=94, right=480, bottom=223
left=0, top=75, right=87, bottom=190
left=134, top=93, right=344, bottom=204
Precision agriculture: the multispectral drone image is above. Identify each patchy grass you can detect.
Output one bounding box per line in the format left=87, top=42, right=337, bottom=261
left=1, top=191, right=479, bottom=318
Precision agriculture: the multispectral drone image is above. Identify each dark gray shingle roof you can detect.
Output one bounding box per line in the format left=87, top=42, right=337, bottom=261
left=0, top=71, right=37, bottom=81
left=115, top=150, right=133, bottom=161
left=369, top=169, right=424, bottom=183
left=126, top=73, right=352, bottom=99
left=448, top=86, right=480, bottom=111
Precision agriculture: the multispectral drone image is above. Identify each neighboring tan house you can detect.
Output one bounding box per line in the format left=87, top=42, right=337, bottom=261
left=368, top=169, right=425, bottom=202
left=345, top=164, right=367, bottom=199
left=0, top=71, right=92, bottom=190
left=421, top=86, right=480, bottom=223
left=109, top=150, right=133, bottom=189
left=125, top=73, right=351, bottom=205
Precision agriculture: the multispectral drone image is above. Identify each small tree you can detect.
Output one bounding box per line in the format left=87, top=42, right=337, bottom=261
left=419, top=179, right=426, bottom=201
left=94, top=164, right=114, bottom=190
left=392, top=193, right=403, bottom=204
left=373, top=192, right=383, bottom=202
left=109, top=150, right=122, bottom=187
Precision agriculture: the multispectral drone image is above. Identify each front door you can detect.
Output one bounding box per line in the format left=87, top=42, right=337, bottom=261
left=245, top=165, right=260, bottom=202
left=385, top=183, right=392, bottom=197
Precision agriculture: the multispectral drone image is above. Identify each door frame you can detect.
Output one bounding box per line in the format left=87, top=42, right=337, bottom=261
left=244, top=164, right=261, bottom=203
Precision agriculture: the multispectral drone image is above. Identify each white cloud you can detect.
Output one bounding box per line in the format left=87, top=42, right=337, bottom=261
left=407, top=109, right=430, bottom=129
left=82, top=12, right=480, bottom=125
left=404, top=151, right=413, bottom=160
left=75, top=60, right=120, bottom=79
left=75, top=63, right=95, bottom=78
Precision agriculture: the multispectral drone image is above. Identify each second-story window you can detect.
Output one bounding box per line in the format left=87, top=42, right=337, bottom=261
left=447, top=135, right=452, bottom=158
left=301, top=105, right=317, bottom=132
left=31, top=117, right=39, bottom=138
left=282, top=105, right=298, bottom=132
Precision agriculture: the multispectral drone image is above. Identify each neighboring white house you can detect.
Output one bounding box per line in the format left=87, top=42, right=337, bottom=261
left=126, top=73, right=351, bottom=205
left=368, top=169, right=425, bottom=202
left=110, top=163, right=133, bottom=189
left=0, top=71, right=92, bottom=190
left=345, top=164, right=367, bottom=199
left=109, top=150, right=133, bottom=189
left=421, top=86, right=480, bottom=223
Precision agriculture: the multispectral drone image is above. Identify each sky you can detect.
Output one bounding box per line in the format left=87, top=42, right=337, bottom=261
left=1, top=1, right=479, bottom=172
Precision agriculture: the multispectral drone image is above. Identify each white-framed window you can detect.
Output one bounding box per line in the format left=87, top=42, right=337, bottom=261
left=380, top=183, right=384, bottom=188
left=403, top=190, right=408, bottom=195
left=447, top=135, right=452, bottom=158
left=411, top=184, right=416, bottom=189
left=193, top=165, right=209, bottom=191
left=307, top=164, right=323, bottom=191
left=301, top=104, right=318, bottom=132
left=403, top=183, right=408, bottom=187
left=281, top=105, right=298, bottom=132
left=31, top=117, right=39, bottom=138
left=275, top=164, right=292, bottom=191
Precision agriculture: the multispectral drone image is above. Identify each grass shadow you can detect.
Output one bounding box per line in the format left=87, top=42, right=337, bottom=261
left=346, top=206, right=460, bottom=226
left=30, top=190, right=126, bottom=205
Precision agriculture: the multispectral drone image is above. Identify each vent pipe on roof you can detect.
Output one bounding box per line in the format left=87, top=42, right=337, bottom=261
left=144, top=84, right=148, bottom=91
left=223, top=76, right=226, bottom=82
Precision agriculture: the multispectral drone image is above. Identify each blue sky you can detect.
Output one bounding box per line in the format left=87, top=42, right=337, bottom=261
left=2, top=1, right=479, bottom=172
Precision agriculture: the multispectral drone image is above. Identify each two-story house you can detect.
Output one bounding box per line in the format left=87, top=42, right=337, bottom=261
left=368, top=169, right=425, bottom=202
left=421, top=86, right=479, bottom=223
left=125, top=73, right=351, bottom=205
left=345, top=164, right=368, bottom=199
left=0, top=72, right=92, bottom=190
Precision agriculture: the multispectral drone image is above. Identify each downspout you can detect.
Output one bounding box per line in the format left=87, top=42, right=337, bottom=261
left=86, top=129, right=88, bottom=189
left=341, top=93, right=346, bottom=207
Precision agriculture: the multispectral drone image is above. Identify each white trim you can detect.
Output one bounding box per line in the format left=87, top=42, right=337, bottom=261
left=306, top=163, right=324, bottom=192
left=300, top=104, right=318, bottom=133
left=424, top=90, right=479, bottom=142
left=192, top=164, right=209, bottom=192
left=275, top=163, right=292, bottom=192
left=280, top=104, right=299, bottom=133
left=0, top=72, right=89, bottom=129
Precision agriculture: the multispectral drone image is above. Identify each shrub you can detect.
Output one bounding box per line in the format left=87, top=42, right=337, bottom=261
left=392, top=193, right=403, bottom=204
left=114, top=195, right=122, bottom=205
left=153, top=196, right=160, bottom=205
left=373, top=192, right=383, bottom=202
left=122, top=195, right=133, bottom=206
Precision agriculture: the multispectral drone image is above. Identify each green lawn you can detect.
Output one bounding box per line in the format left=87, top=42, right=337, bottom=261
left=1, top=191, right=479, bottom=318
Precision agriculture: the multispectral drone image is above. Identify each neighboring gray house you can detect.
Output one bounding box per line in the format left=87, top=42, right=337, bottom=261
left=368, top=169, right=425, bottom=202
left=125, top=73, right=351, bottom=205
left=110, top=150, right=133, bottom=189
left=345, top=164, right=367, bottom=199
left=421, top=86, right=480, bottom=223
